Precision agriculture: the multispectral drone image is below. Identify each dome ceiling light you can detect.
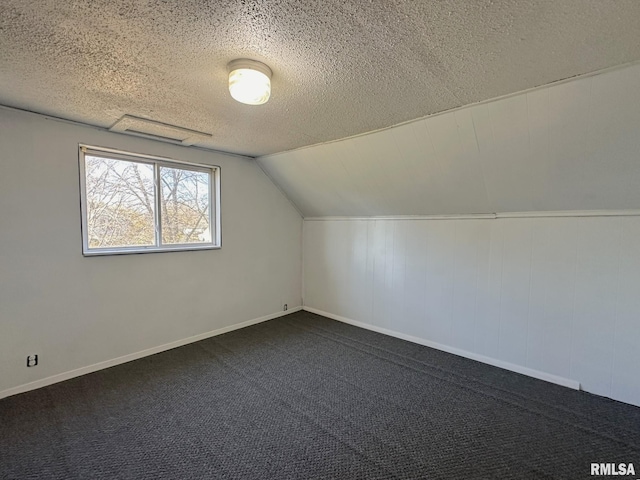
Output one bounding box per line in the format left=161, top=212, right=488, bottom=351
left=227, top=59, right=272, bottom=105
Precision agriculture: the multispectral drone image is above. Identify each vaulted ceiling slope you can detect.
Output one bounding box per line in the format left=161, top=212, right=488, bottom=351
left=258, top=63, right=640, bottom=217
left=1, top=1, right=640, bottom=156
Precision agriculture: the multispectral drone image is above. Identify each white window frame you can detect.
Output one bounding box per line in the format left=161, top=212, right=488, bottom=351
left=79, top=144, right=221, bottom=256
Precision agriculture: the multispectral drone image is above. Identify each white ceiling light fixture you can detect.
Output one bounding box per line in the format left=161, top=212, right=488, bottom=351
left=228, top=59, right=272, bottom=105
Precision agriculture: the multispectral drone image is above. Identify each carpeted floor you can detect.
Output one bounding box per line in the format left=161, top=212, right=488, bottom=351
left=1, top=310, right=639, bottom=479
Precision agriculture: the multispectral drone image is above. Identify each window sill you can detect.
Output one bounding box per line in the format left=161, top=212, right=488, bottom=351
left=82, top=244, right=221, bottom=256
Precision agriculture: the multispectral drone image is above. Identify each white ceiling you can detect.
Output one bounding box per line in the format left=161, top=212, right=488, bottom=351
left=258, top=63, right=640, bottom=217
left=1, top=0, right=640, bottom=157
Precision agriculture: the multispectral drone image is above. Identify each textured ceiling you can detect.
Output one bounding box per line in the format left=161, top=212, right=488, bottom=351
left=1, top=1, right=640, bottom=157
left=258, top=63, right=640, bottom=217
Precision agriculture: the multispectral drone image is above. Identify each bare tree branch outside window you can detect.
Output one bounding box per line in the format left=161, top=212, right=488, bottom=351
left=85, top=157, right=155, bottom=248
left=160, top=166, right=211, bottom=244
left=83, top=154, right=213, bottom=251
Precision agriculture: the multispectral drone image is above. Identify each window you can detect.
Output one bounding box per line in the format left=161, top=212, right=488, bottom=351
left=79, top=145, right=220, bottom=255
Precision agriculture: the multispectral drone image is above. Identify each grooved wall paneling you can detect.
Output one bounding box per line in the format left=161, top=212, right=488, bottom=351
left=259, top=63, right=640, bottom=217
left=303, top=217, right=640, bottom=406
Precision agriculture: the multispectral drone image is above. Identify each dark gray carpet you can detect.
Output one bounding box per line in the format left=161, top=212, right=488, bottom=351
left=1, top=311, right=639, bottom=479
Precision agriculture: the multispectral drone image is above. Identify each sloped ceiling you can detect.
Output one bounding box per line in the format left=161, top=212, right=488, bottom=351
left=1, top=1, right=640, bottom=156
left=258, top=63, right=640, bottom=217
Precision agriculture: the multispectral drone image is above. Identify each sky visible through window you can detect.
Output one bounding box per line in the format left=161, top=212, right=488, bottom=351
left=85, top=155, right=211, bottom=249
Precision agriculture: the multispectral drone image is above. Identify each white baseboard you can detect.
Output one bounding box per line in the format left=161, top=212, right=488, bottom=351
left=302, top=306, right=580, bottom=391
left=0, top=307, right=302, bottom=400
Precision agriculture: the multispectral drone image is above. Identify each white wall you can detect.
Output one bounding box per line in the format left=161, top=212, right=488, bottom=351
left=0, top=107, right=302, bottom=394
left=259, top=62, right=640, bottom=217
left=304, top=216, right=640, bottom=407
left=256, top=62, right=640, bottom=407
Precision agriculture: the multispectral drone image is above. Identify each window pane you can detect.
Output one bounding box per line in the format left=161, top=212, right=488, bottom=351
left=160, top=166, right=211, bottom=244
left=85, top=156, right=156, bottom=248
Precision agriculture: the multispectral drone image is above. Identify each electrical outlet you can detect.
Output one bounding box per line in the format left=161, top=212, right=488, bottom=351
left=27, top=355, right=38, bottom=367
left=283, top=304, right=288, bottom=311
